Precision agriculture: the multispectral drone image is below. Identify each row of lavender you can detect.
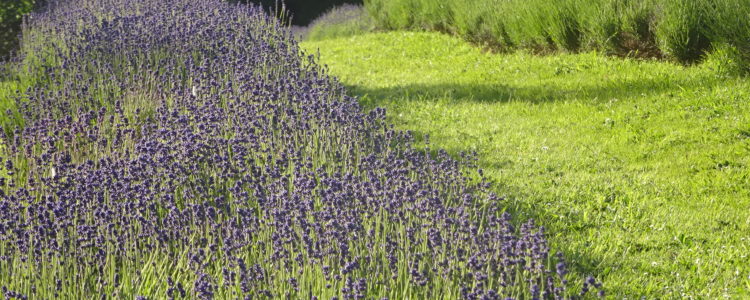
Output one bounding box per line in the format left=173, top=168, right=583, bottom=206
left=0, top=0, right=601, bottom=298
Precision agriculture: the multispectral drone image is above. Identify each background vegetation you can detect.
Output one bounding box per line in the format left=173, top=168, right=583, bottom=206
left=363, top=0, right=750, bottom=74
left=0, top=0, right=40, bottom=60
left=6, top=0, right=748, bottom=72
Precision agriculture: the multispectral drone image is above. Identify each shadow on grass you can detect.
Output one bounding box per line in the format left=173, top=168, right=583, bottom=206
left=404, top=128, right=607, bottom=284
left=346, top=71, right=717, bottom=107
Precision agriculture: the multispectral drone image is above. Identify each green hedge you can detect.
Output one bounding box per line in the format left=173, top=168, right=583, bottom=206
left=364, top=0, right=750, bottom=73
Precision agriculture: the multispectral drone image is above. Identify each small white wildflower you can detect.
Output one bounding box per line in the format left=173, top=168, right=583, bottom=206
left=192, top=86, right=198, bottom=97
left=604, top=118, right=615, bottom=127
left=50, top=166, right=56, bottom=178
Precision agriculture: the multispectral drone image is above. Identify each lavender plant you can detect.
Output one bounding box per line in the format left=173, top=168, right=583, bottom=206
left=302, top=4, right=376, bottom=41
left=0, top=0, right=602, bottom=298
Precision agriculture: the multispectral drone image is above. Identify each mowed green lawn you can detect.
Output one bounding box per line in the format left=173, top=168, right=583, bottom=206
left=302, top=32, right=750, bottom=298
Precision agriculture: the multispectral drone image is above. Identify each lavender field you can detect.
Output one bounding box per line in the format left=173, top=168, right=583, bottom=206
left=0, top=0, right=603, bottom=299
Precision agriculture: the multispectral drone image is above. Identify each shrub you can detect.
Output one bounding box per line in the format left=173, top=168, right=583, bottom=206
left=304, top=4, right=376, bottom=41
left=363, top=0, right=749, bottom=68
left=705, top=0, right=750, bottom=75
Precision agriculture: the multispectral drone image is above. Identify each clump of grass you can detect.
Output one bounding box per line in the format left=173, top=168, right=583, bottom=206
left=704, top=0, right=750, bottom=75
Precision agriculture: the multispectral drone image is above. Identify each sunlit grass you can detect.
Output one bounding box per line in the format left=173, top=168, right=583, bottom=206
left=303, top=31, right=750, bottom=298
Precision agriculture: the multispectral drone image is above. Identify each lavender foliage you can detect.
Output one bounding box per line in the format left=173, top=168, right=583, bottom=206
left=0, top=0, right=601, bottom=298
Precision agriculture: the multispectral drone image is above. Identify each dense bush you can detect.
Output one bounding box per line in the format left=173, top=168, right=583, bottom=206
left=0, top=0, right=600, bottom=298
left=363, top=0, right=750, bottom=69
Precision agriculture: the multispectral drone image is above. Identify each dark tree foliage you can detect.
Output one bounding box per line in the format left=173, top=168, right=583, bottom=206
left=0, top=0, right=46, bottom=60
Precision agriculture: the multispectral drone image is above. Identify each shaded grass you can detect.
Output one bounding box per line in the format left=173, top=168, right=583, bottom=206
left=302, top=31, right=750, bottom=298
